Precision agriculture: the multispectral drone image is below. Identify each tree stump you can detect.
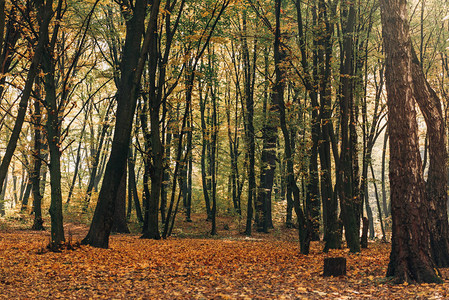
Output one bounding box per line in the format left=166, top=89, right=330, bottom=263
left=323, top=257, right=347, bottom=277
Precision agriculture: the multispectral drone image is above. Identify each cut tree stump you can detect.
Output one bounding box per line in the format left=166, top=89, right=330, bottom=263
left=323, top=257, right=347, bottom=277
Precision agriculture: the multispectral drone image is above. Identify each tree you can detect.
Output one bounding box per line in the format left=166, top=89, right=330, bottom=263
left=240, top=11, right=257, bottom=236
left=0, top=0, right=52, bottom=197
left=380, top=0, right=442, bottom=283
left=338, top=1, right=361, bottom=253
left=83, top=0, right=159, bottom=248
left=142, top=0, right=186, bottom=238
left=411, top=47, right=449, bottom=267
left=31, top=80, right=44, bottom=231
left=41, top=0, right=66, bottom=247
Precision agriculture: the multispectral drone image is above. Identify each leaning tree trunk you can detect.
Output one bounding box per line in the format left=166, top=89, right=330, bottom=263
left=380, top=0, right=442, bottom=283
left=82, top=0, right=158, bottom=248
left=0, top=0, right=52, bottom=196
left=411, top=48, right=449, bottom=268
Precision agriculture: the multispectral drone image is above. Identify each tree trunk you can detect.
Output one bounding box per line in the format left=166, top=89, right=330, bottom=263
left=370, top=162, right=386, bottom=242
left=112, top=170, right=130, bottom=233
left=82, top=0, right=158, bottom=248
left=0, top=171, right=6, bottom=216
left=209, top=71, right=218, bottom=236
left=381, top=131, right=389, bottom=217
left=84, top=100, right=113, bottom=208
left=0, top=0, right=52, bottom=196
left=186, top=113, right=193, bottom=222
left=338, top=3, right=361, bottom=253
left=161, top=126, right=172, bottom=224
left=241, top=13, right=256, bottom=236
left=31, top=86, right=44, bottom=230
left=380, top=0, right=442, bottom=283
left=20, top=181, right=32, bottom=212
left=67, top=104, right=89, bottom=204
left=256, top=45, right=277, bottom=234
left=411, top=47, right=449, bottom=267
left=128, top=147, right=143, bottom=222
left=41, top=3, right=65, bottom=245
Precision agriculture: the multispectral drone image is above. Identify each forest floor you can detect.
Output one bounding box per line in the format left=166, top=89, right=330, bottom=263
left=1, top=213, right=449, bottom=299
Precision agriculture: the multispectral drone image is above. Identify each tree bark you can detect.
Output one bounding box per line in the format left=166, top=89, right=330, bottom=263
left=41, top=0, right=65, bottom=246
left=111, top=170, right=130, bottom=233
left=338, top=2, right=361, bottom=253
left=82, top=0, right=157, bottom=248
left=411, top=47, right=449, bottom=267
left=31, top=93, right=44, bottom=231
left=241, top=12, right=256, bottom=236
left=380, top=0, right=442, bottom=283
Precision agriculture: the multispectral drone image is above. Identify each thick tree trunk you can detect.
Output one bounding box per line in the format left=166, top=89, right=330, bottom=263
left=380, top=0, right=442, bottom=283
left=411, top=48, right=449, bottom=267
left=82, top=0, right=158, bottom=248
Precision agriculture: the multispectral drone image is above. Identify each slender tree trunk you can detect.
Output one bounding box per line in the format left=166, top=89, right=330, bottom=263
left=128, top=147, right=143, bottom=222
left=21, top=181, right=32, bottom=212
left=161, top=127, right=171, bottom=224
left=338, top=3, right=360, bottom=253
left=241, top=13, right=256, bottom=236
left=186, top=112, right=193, bottom=222
left=31, top=86, right=44, bottom=230
left=67, top=104, right=90, bottom=204
left=0, top=0, right=52, bottom=196
left=41, top=1, right=65, bottom=245
left=370, top=162, right=386, bottom=242
left=381, top=130, right=389, bottom=217
left=85, top=101, right=113, bottom=208
left=199, top=81, right=212, bottom=220
left=0, top=172, right=7, bottom=216
left=295, top=0, right=323, bottom=243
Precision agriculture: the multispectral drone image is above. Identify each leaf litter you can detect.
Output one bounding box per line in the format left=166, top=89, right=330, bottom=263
left=1, top=223, right=449, bottom=299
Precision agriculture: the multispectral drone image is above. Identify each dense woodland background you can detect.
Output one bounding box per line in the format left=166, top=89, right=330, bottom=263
left=1, top=0, right=449, bottom=284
